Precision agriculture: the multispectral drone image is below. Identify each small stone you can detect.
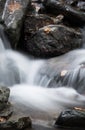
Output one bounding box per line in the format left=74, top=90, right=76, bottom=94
left=17, top=117, right=32, bottom=129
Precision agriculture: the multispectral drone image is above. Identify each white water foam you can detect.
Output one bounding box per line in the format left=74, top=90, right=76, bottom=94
left=10, top=84, right=85, bottom=114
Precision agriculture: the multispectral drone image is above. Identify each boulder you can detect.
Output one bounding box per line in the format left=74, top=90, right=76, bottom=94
left=43, top=0, right=85, bottom=26
left=18, top=13, right=55, bottom=50
left=21, top=24, right=82, bottom=58
left=55, top=108, right=85, bottom=128
left=2, top=0, right=31, bottom=48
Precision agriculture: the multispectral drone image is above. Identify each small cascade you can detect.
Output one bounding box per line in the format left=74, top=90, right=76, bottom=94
left=0, top=25, right=11, bottom=50
left=35, top=49, right=85, bottom=93
left=0, top=22, right=85, bottom=119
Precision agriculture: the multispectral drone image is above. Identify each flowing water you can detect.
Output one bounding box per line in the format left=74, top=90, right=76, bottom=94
left=1, top=25, right=85, bottom=128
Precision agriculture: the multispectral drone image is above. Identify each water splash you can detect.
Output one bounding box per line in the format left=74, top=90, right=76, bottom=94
left=10, top=84, right=85, bottom=113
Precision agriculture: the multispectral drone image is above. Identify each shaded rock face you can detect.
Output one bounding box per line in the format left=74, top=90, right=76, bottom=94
left=2, top=0, right=31, bottom=48
left=22, top=24, right=82, bottom=58
left=55, top=109, right=85, bottom=128
left=0, top=87, right=10, bottom=111
left=43, top=0, right=85, bottom=26
left=0, top=0, right=6, bottom=22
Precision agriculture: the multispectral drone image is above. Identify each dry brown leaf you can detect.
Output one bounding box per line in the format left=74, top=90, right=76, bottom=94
left=74, top=107, right=85, bottom=111
left=44, top=27, right=51, bottom=34
left=8, top=2, right=22, bottom=13
left=61, top=70, right=67, bottom=77
left=0, top=117, right=6, bottom=122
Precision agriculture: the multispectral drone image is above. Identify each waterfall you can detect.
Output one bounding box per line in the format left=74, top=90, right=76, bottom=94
left=0, top=25, right=85, bottom=118
left=0, top=25, right=11, bottom=50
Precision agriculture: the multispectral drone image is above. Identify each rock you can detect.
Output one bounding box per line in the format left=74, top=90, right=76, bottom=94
left=0, top=116, right=32, bottom=130
left=55, top=108, right=85, bottom=128
left=22, top=14, right=54, bottom=40
left=43, top=0, right=85, bottom=26
left=2, top=0, right=31, bottom=48
left=17, top=117, right=32, bottom=129
left=0, top=104, right=13, bottom=120
left=0, top=86, right=10, bottom=111
left=18, top=13, right=55, bottom=50
left=21, top=24, right=82, bottom=58
left=0, top=0, right=6, bottom=23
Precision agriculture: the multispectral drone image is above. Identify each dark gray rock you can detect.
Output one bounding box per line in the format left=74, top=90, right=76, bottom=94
left=55, top=108, right=85, bottom=128
left=43, top=0, right=85, bottom=26
left=23, top=14, right=55, bottom=40
left=0, top=116, right=32, bottom=130
left=17, top=117, right=32, bottom=129
left=2, top=0, right=31, bottom=48
left=22, top=24, right=82, bottom=58
left=0, top=86, right=10, bottom=111
left=0, top=0, right=6, bottom=23
left=0, top=104, right=13, bottom=120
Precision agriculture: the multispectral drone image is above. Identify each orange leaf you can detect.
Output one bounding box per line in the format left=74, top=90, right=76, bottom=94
left=44, top=27, right=51, bottom=34
left=74, top=107, right=85, bottom=111
left=0, top=117, right=6, bottom=122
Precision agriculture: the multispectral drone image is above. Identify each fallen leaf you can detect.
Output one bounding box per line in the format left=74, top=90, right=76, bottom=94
left=44, top=27, right=51, bottom=34
left=8, top=1, right=22, bottom=13
left=0, top=117, right=6, bottom=122
left=61, top=70, right=67, bottom=77
left=74, top=107, right=85, bottom=111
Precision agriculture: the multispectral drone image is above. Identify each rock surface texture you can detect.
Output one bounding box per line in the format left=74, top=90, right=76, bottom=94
left=2, top=0, right=31, bottom=48
left=55, top=108, right=85, bottom=128
left=0, top=86, right=10, bottom=111
left=22, top=24, right=82, bottom=57
left=43, top=0, right=85, bottom=26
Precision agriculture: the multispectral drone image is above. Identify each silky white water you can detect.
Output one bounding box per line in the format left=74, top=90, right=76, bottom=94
left=0, top=48, right=85, bottom=115
left=10, top=84, right=85, bottom=113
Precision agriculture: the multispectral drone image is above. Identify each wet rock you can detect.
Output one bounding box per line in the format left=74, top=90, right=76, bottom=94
left=0, top=0, right=6, bottom=23
left=22, top=14, right=54, bottom=40
left=0, top=116, right=32, bottom=130
left=2, top=0, right=31, bottom=48
left=18, top=13, right=56, bottom=52
left=17, top=117, right=32, bottom=129
left=0, top=86, right=10, bottom=111
left=0, top=104, right=13, bottom=120
left=43, top=0, right=85, bottom=26
left=21, top=24, right=82, bottom=58
left=55, top=108, right=85, bottom=128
